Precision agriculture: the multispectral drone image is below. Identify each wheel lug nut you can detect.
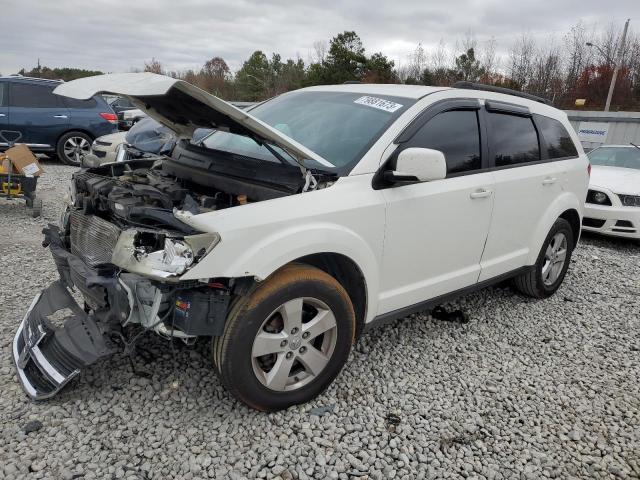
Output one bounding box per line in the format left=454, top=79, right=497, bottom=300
left=291, top=327, right=299, bottom=335
left=280, top=340, right=288, bottom=347
left=302, top=332, right=310, bottom=339
left=286, top=352, right=293, bottom=359
left=299, top=346, right=307, bottom=354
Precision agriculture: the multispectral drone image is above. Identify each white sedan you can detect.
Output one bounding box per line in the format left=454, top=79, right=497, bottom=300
left=583, top=145, right=640, bottom=240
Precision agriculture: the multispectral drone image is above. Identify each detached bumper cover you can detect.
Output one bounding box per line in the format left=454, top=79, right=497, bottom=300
left=13, top=281, right=114, bottom=400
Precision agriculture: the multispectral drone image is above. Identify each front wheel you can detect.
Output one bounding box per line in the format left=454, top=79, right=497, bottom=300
left=213, top=264, right=355, bottom=411
left=514, top=218, right=574, bottom=298
left=57, top=131, right=92, bottom=166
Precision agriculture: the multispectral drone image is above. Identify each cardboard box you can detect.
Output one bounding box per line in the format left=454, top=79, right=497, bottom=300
left=3, top=144, right=43, bottom=177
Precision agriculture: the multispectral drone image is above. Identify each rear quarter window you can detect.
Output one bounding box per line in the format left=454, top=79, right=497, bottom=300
left=63, top=97, right=98, bottom=109
left=534, top=115, right=578, bottom=159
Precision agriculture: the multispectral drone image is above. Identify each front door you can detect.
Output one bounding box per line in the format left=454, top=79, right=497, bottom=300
left=378, top=106, right=494, bottom=315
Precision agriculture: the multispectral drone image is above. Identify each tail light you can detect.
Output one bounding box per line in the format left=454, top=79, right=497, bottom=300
left=587, top=163, right=591, bottom=177
left=99, top=112, right=118, bottom=124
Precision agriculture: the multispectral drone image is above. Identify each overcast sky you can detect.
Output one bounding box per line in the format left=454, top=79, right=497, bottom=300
left=1, top=0, right=638, bottom=76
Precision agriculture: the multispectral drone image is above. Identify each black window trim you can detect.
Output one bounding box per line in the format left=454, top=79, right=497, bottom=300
left=373, top=98, right=488, bottom=189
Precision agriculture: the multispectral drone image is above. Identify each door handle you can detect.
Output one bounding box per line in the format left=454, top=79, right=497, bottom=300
left=542, top=177, right=557, bottom=186
left=53, top=115, right=68, bottom=119
left=0, top=113, right=5, bottom=117
left=470, top=188, right=493, bottom=199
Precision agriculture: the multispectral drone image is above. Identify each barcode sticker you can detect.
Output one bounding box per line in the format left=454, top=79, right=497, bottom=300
left=354, top=96, right=403, bottom=113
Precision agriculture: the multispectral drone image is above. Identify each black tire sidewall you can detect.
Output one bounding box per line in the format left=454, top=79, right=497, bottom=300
left=220, top=276, right=354, bottom=411
left=57, top=132, right=92, bottom=166
left=534, top=219, right=574, bottom=296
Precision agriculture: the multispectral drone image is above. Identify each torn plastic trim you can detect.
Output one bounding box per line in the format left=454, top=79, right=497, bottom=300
left=111, top=230, right=220, bottom=281
left=13, top=281, right=115, bottom=400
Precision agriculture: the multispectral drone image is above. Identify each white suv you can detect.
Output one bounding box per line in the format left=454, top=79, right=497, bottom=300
left=13, top=74, right=589, bottom=411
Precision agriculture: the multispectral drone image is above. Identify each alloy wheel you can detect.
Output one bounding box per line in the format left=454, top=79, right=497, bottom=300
left=251, top=297, right=338, bottom=392
left=542, top=232, right=568, bottom=286
left=63, top=136, right=91, bottom=164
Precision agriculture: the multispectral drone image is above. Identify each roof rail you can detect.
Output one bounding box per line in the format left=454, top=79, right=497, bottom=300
left=1, top=75, right=62, bottom=83
left=452, top=81, right=553, bottom=106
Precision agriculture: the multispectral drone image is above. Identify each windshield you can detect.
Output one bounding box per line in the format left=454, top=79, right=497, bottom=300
left=202, top=91, right=415, bottom=174
left=588, top=146, right=640, bottom=170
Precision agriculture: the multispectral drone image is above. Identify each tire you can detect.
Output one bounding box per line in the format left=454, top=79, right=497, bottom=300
left=56, top=131, right=92, bottom=166
left=213, top=264, right=355, bottom=411
left=514, top=218, right=574, bottom=298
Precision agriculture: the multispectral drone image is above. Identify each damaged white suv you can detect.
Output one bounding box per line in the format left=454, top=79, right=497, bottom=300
left=13, top=74, right=589, bottom=411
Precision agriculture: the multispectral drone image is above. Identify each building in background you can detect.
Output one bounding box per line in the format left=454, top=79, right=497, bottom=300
left=565, top=110, right=640, bottom=150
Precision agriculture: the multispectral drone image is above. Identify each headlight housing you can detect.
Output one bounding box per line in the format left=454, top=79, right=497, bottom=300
left=112, top=231, right=221, bottom=280
left=587, top=189, right=611, bottom=206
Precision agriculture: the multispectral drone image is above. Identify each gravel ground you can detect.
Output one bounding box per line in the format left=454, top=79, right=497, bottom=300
left=1, top=161, right=639, bottom=480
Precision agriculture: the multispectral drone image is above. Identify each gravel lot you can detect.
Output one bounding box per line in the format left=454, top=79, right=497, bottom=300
left=1, top=161, right=639, bottom=480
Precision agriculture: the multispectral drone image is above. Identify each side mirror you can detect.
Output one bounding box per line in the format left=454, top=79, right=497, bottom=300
left=384, top=147, right=447, bottom=184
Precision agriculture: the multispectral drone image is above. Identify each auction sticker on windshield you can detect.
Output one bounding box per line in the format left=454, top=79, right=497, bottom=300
left=354, top=96, right=403, bottom=113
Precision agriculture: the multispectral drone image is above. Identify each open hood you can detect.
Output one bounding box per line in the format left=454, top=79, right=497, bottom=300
left=54, top=73, right=335, bottom=169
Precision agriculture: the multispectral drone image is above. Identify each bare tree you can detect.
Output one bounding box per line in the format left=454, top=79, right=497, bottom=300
left=143, top=58, right=164, bottom=74
left=508, top=34, right=536, bottom=89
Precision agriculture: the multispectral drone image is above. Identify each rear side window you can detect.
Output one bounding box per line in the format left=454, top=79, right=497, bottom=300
left=488, top=112, right=540, bottom=167
left=64, top=97, right=97, bottom=109
left=0, top=82, right=6, bottom=107
left=10, top=82, right=63, bottom=108
left=404, top=109, right=481, bottom=175
left=534, top=115, right=578, bottom=159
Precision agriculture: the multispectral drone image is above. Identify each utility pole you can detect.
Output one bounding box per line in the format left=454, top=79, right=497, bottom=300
left=605, top=18, right=630, bottom=112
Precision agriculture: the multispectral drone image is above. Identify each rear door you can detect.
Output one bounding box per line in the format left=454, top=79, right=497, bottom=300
left=8, top=81, right=69, bottom=148
left=378, top=101, right=495, bottom=314
left=478, top=102, right=566, bottom=281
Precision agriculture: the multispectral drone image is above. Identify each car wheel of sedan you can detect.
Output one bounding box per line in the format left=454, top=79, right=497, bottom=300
left=57, top=131, right=92, bottom=166
left=514, top=218, right=574, bottom=298
left=212, top=264, right=355, bottom=411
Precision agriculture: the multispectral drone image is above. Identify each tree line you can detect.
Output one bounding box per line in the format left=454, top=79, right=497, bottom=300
left=15, top=23, right=640, bottom=110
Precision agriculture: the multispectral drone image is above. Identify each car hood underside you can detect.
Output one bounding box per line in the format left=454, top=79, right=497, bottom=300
left=53, top=72, right=335, bottom=169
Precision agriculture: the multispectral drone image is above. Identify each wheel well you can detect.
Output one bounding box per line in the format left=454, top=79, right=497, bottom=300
left=294, top=253, right=367, bottom=339
left=559, top=209, right=581, bottom=247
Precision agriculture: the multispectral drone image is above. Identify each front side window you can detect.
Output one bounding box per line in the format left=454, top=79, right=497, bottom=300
left=535, top=115, right=578, bottom=159
left=10, top=83, right=62, bottom=108
left=588, top=147, right=640, bottom=170
left=403, top=109, right=481, bottom=175
left=488, top=112, right=540, bottom=167
left=0, top=82, right=6, bottom=107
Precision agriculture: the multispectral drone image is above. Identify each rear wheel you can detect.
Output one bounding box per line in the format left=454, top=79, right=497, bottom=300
left=213, top=264, right=355, bottom=411
left=514, top=218, right=574, bottom=298
left=57, top=131, right=92, bottom=166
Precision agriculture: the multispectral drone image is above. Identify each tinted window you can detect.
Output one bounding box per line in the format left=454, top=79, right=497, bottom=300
left=535, top=115, right=578, bottom=159
left=10, top=82, right=63, bottom=108
left=0, top=82, right=6, bottom=107
left=64, top=97, right=97, bottom=109
left=405, top=109, right=481, bottom=174
left=488, top=112, right=540, bottom=166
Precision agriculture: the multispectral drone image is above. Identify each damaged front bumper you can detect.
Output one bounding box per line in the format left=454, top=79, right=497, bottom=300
left=13, top=281, right=115, bottom=400
left=14, top=221, right=230, bottom=400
